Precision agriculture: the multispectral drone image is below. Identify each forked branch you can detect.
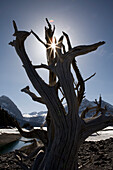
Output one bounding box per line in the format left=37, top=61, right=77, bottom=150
left=21, top=86, right=45, bottom=104
left=81, top=96, right=103, bottom=119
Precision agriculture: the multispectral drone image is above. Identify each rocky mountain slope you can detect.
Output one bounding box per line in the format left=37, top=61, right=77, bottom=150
left=0, top=96, right=22, bottom=119
left=0, top=96, right=45, bottom=127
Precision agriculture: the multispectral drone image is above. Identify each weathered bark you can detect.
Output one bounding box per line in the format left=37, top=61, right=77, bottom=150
left=9, top=19, right=113, bottom=170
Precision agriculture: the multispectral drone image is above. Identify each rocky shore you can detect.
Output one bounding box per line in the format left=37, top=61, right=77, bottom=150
left=78, top=138, right=113, bottom=170
left=0, top=138, right=113, bottom=170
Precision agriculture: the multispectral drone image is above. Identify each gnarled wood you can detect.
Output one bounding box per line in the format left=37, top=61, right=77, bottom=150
left=9, top=19, right=113, bottom=170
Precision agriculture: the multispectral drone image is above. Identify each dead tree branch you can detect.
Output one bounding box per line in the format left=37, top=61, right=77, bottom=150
left=9, top=19, right=108, bottom=170
left=84, top=73, right=96, bottom=82
left=31, top=30, right=46, bottom=47
left=21, top=86, right=45, bottom=104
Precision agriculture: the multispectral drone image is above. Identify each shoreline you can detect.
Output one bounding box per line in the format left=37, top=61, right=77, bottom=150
left=0, top=126, right=113, bottom=155
left=0, top=133, right=21, bottom=147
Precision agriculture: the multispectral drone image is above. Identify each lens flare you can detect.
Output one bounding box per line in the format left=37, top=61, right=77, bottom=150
left=49, top=20, right=54, bottom=23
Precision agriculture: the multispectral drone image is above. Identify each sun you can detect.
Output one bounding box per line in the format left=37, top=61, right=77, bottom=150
left=51, top=42, right=56, bottom=50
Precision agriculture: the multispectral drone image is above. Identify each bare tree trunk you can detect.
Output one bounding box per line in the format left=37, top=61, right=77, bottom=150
left=9, top=19, right=113, bottom=170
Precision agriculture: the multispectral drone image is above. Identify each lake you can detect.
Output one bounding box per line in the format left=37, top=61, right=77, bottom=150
left=0, top=126, right=113, bottom=154
left=0, top=127, right=46, bottom=154
left=0, top=136, right=31, bottom=154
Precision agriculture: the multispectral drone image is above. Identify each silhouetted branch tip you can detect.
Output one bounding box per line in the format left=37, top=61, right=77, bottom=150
left=52, top=25, right=55, bottom=34
left=13, top=20, right=18, bottom=36
left=31, top=30, right=46, bottom=47
left=21, top=86, right=29, bottom=92
left=100, top=41, right=105, bottom=45
left=84, top=73, right=96, bottom=82
left=9, top=40, right=16, bottom=46
left=46, top=18, right=51, bottom=28
left=58, top=35, right=64, bottom=42
left=62, top=31, right=68, bottom=37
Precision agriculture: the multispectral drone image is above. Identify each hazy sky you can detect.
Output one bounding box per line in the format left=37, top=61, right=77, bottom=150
left=0, top=0, right=113, bottom=113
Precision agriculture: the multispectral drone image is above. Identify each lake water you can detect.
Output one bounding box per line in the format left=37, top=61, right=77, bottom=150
left=0, top=136, right=34, bottom=154
left=0, top=127, right=46, bottom=154
left=0, top=127, right=113, bottom=154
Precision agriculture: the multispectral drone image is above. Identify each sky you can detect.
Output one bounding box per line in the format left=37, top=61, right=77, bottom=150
left=0, top=0, right=113, bottom=114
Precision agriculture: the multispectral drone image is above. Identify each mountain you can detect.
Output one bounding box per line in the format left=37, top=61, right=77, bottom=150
left=79, top=98, right=113, bottom=117
left=0, top=96, right=23, bottom=119
left=0, top=95, right=113, bottom=127
left=0, top=95, right=46, bottom=127
left=22, top=111, right=47, bottom=127
left=23, top=111, right=47, bottom=118
left=24, top=98, right=113, bottom=119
